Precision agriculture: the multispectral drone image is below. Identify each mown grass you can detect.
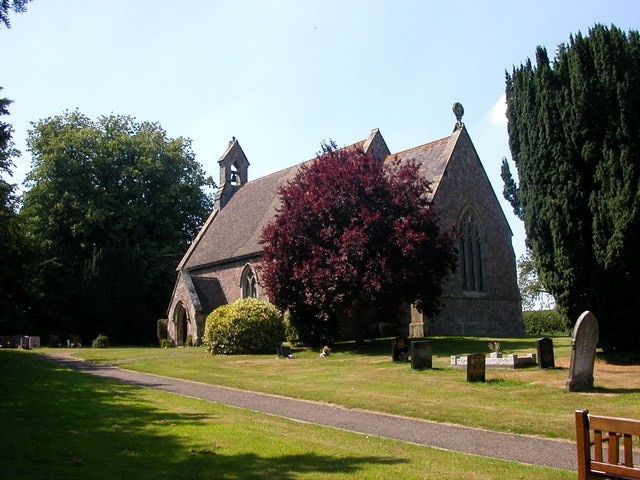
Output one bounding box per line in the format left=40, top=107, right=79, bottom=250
left=64, top=336, right=640, bottom=440
left=0, top=349, right=573, bottom=479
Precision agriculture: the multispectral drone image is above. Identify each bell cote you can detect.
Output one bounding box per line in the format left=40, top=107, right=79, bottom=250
left=214, top=137, right=250, bottom=210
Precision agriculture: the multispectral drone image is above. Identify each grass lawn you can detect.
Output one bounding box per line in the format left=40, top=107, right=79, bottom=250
left=0, top=349, right=574, bottom=480
left=61, top=336, right=640, bottom=440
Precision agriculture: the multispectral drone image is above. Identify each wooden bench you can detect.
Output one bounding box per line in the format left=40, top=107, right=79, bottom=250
left=576, top=409, right=640, bottom=479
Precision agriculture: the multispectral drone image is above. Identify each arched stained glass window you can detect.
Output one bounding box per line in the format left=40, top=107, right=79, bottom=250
left=458, top=207, right=485, bottom=292
left=240, top=264, right=258, bottom=298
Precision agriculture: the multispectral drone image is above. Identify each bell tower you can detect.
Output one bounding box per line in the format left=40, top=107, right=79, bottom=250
left=214, top=137, right=249, bottom=209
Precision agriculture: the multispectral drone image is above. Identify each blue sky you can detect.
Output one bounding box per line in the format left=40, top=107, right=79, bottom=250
left=2, top=0, right=639, bottom=261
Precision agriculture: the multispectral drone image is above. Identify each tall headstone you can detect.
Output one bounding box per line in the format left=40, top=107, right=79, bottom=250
left=411, top=340, right=432, bottom=370
left=536, top=337, right=555, bottom=369
left=566, top=311, right=599, bottom=392
left=466, top=353, right=485, bottom=382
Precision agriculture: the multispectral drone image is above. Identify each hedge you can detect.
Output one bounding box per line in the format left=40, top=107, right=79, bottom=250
left=522, top=309, right=569, bottom=336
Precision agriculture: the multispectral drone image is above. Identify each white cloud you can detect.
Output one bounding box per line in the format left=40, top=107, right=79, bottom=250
left=491, top=93, right=507, bottom=125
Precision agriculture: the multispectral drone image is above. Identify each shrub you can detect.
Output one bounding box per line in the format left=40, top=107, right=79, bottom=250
left=204, top=298, right=285, bottom=355
left=157, top=318, right=169, bottom=344
left=92, top=334, right=110, bottom=348
left=283, top=312, right=300, bottom=345
left=160, top=338, right=175, bottom=348
left=523, top=310, right=569, bottom=336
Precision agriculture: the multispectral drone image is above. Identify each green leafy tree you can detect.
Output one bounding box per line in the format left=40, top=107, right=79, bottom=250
left=0, top=88, right=30, bottom=332
left=21, top=110, right=214, bottom=343
left=502, top=24, right=640, bottom=351
left=517, top=250, right=555, bottom=311
left=0, top=0, right=31, bottom=28
left=1, top=1, right=35, bottom=332
left=259, top=141, right=457, bottom=344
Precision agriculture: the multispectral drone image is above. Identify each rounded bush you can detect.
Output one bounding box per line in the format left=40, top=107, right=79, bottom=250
left=204, top=298, right=285, bottom=355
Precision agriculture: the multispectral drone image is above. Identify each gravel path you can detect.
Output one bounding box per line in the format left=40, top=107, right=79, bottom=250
left=41, top=352, right=576, bottom=472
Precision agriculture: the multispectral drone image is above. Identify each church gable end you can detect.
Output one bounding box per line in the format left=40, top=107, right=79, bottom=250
left=425, top=123, right=522, bottom=336
left=362, top=128, right=391, bottom=161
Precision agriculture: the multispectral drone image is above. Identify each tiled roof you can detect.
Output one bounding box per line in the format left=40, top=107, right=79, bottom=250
left=181, top=130, right=456, bottom=270
left=190, top=276, right=227, bottom=312
left=386, top=136, right=452, bottom=197
left=182, top=163, right=299, bottom=269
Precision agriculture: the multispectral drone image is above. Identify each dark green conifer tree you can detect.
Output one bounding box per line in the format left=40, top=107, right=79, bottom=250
left=502, top=24, right=640, bottom=351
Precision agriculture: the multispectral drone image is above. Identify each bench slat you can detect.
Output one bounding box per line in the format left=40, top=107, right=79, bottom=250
left=625, top=434, right=634, bottom=467
left=594, top=429, right=604, bottom=462
left=591, top=461, right=640, bottom=479
left=590, top=415, right=640, bottom=436
left=609, top=431, right=621, bottom=465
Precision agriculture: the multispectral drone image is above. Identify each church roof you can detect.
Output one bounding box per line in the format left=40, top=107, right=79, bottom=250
left=190, top=275, right=227, bottom=312
left=392, top=135, right=453, bottom=192
left=181, top=164, right=299, bottom=270
left=179, top=128, right=460, bottom=271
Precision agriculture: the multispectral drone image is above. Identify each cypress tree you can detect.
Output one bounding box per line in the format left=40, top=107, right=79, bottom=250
left=502, top=24, right=640, bottom=351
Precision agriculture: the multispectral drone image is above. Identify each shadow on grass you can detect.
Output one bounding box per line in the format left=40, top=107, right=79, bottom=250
left=0, top=350, right=406, bottom=480
left=597, top=351, right=640, bottom=366
left=335, top=336, right=546, bottom=358
left=181, top=452, right=406, bottom=478
left=590, top=386, right=640, bottom=394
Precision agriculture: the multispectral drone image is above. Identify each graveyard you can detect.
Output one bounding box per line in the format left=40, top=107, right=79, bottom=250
left=51, top=334, right=640, bottom=441
left=2, top=333, right=640, bottom=479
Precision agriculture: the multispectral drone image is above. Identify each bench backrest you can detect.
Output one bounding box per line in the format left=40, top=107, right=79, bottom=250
left=576, top=409, right=640, bottom=479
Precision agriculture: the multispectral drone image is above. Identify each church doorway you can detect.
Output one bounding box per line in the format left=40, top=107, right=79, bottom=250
left=175, top=303, right=188, bottom=346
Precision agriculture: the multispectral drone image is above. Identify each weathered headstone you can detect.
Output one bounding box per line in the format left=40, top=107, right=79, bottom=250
left=566, top=311, right=599, bottom=392
left=536, top=337, right=555, bottom=369
left=49, top=334, right=60, bottom=347
left=411, top=340, right=432, bottom=370
left=466, top=353, right=485, bottom=382
left=391, top=337, right=409, bottom=362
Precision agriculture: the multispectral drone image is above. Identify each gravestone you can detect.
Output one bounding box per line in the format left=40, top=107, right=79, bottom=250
left=466, top=353, right=485, bottom=382
left=566, top=311, right=599, bottom=392
left=411, top=340, right=432, bottom=370
left=536, top=337, right=555, bottom=369
left=391, top=337, right=409, bottom=362
left=276, top=345, right=292, bottom=358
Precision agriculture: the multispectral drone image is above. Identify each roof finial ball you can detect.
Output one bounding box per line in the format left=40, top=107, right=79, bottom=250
left=452, top=102, right=464, bottom=131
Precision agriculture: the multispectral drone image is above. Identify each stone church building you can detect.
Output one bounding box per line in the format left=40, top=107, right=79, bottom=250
left=167, top=108, right=523, bottom=345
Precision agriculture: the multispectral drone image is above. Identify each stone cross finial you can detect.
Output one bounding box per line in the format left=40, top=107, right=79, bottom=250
left=452, top=102, right=464, bottom=131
